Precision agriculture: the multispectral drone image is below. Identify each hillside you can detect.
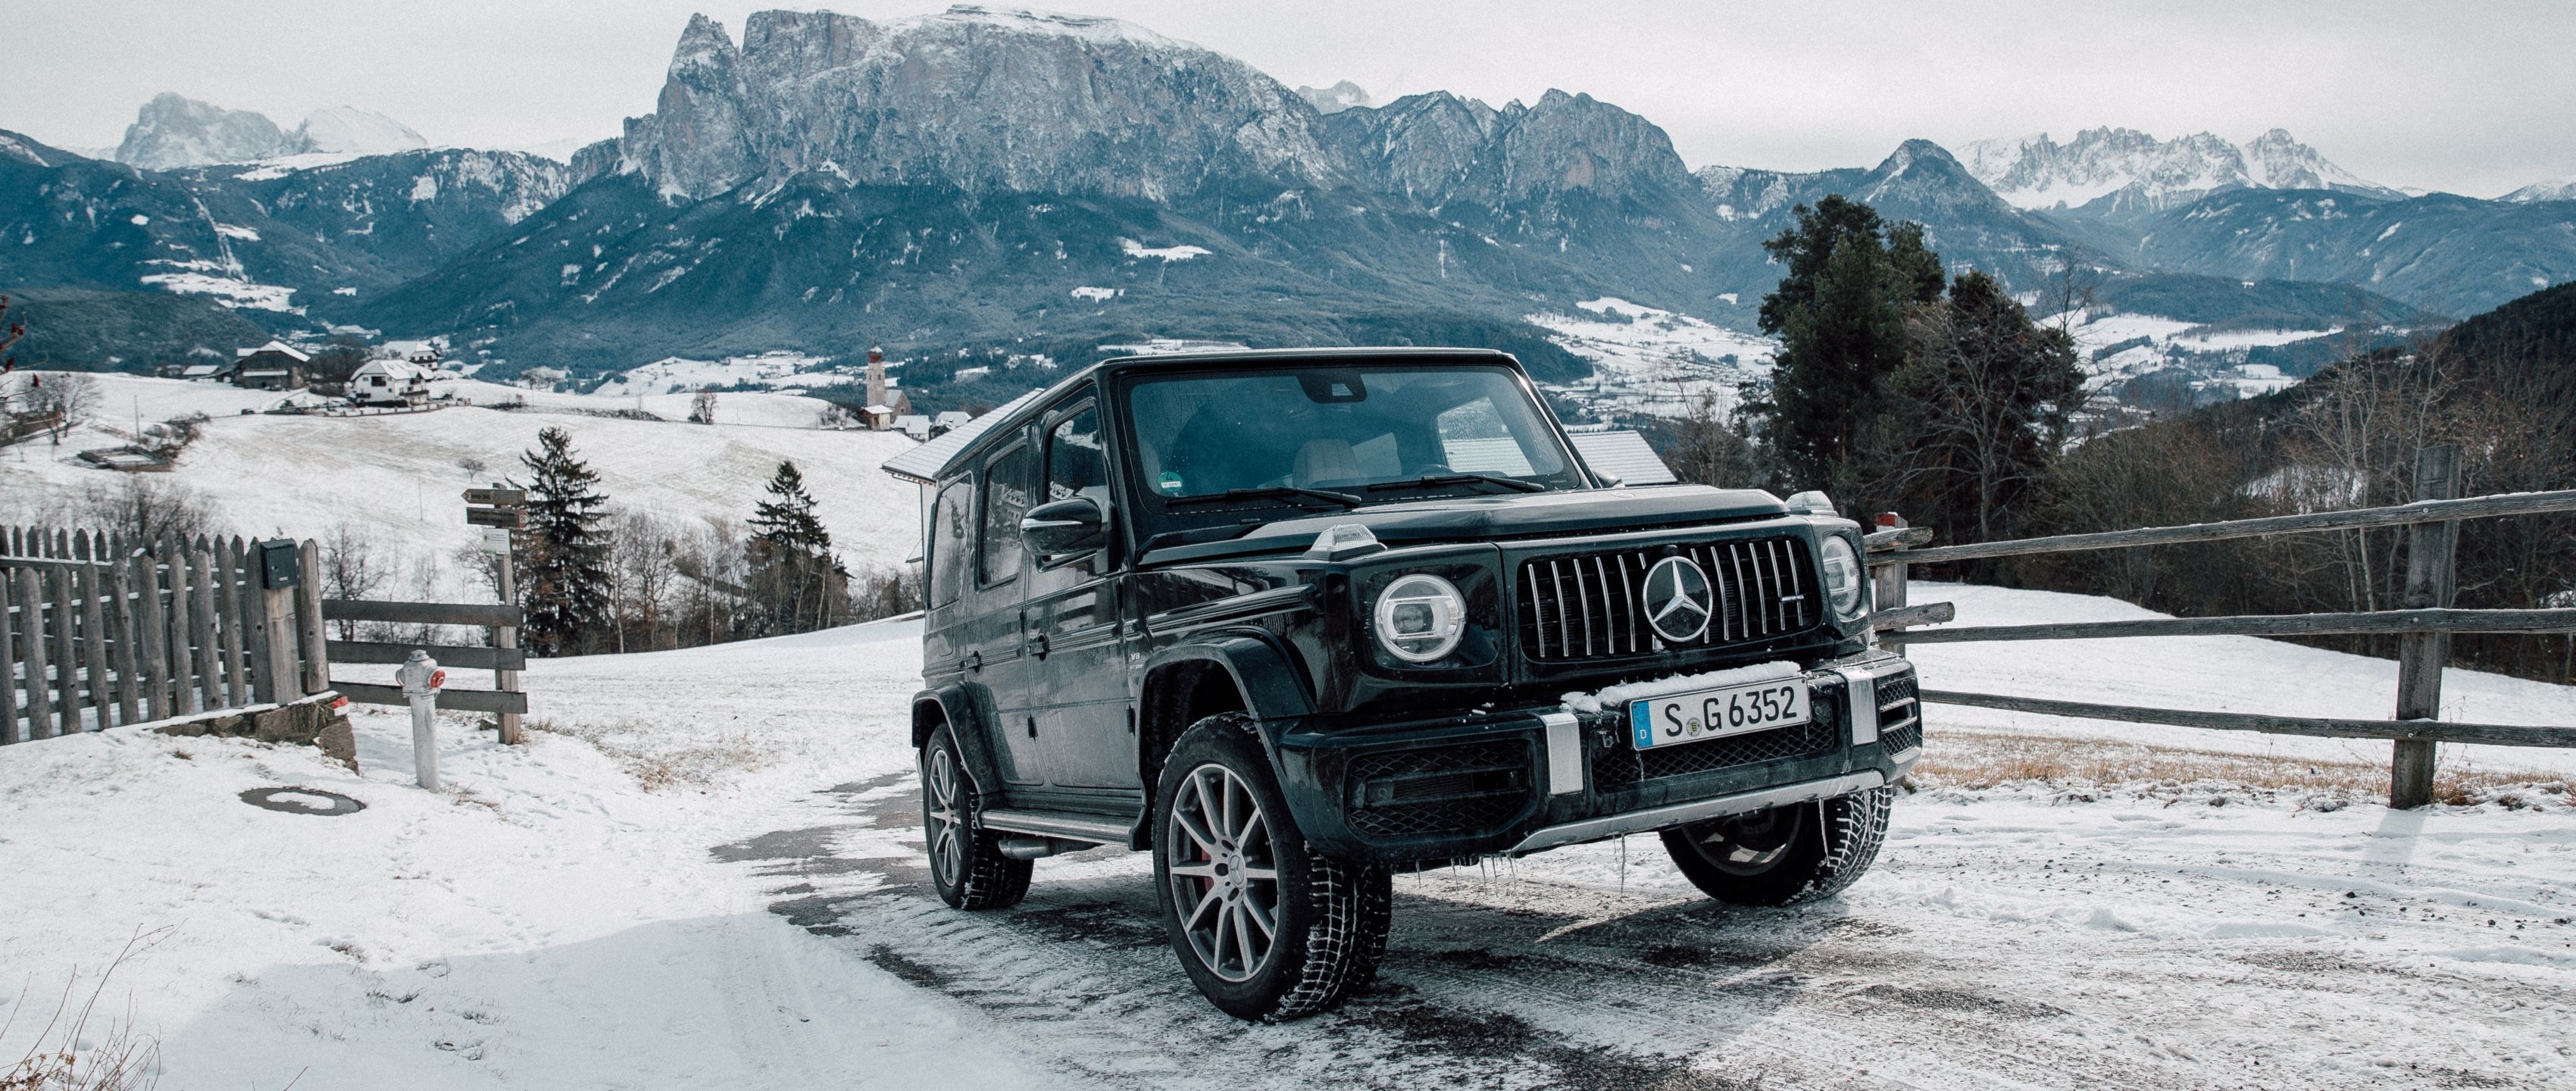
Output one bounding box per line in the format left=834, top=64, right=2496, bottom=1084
left=0, top=374, right=923, bottom=602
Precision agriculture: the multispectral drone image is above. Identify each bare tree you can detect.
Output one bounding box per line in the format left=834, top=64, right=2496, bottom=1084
left=607, top=508, right=685, bottom=652
left=73, top=474, right=220, bottom=546
left=28, top=370, right=98, bottom=441
left=319, top=522, right=390, bottom=639
left=688, top=387, right=718, bottom=425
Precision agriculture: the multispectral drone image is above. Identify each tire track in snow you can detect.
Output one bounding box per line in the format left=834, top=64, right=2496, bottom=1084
left=707, top=774, right=2569, bottom=1090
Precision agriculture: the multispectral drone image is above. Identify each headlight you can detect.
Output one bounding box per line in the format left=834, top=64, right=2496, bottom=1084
left=1372, top=574, right=1466, bottom=663
left=1819, top=536, right=1865, bottom=620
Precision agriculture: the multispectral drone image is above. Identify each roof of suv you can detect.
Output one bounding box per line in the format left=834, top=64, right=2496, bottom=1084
left=879, top=347, right=1523, bottom=485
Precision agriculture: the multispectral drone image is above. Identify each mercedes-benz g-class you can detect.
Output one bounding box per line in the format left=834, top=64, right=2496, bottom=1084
left=893, top=348, right=1920, bottom=1021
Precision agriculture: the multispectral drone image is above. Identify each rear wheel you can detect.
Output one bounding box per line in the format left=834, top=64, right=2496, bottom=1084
left=1154, top=714, right=1390, bottom=1021
left=921, top=725, right=1032, bottom=911
left=1662, top=786, right=1893, bottom=906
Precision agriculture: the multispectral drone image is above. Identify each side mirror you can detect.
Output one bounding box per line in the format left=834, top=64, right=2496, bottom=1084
left=1021, top=496, right=1109, bottom=569
left=1784, top=490, right=1838, bottom=517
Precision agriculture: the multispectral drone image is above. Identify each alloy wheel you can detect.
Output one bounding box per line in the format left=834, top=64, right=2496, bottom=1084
left=924, top=744, right=964, bottom=888
left=1165, top=762, right=1281, bottom=983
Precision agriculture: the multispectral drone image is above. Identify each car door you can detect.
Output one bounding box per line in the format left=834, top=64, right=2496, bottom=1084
left=1027, top=396, right=1138, bottom=789
left=968, top=435, right=1047, bottom=786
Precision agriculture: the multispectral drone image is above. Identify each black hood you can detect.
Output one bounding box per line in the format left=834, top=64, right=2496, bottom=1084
left=1140, top=485, right=1790, bottom=564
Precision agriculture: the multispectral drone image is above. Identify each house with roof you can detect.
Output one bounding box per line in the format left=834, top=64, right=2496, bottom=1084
left=230, top=341, right=309, bottom=391
left=349, top=358, right=432, bottom=407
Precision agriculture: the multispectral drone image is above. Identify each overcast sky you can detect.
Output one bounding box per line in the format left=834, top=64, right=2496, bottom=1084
left=5, top=1, right=2569, bottom=197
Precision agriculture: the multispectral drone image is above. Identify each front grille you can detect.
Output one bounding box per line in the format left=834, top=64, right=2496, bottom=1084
left=1592, top=717, right=1841, bottom=789
left=1876, top=674, right=1922, bottom=753
left=1346, top=741, right=1532, bottom=839
left=1518, top=536, right=1818, bottom=662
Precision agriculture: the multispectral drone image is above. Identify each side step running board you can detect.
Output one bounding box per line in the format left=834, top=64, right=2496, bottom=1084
left=980, top=808, right=1134, bottom=846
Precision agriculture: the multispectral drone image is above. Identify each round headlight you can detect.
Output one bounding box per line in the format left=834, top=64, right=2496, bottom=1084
left=1819, top=536, right=1865, bottom=620
left=1372, top=574, right=1466, bottom=663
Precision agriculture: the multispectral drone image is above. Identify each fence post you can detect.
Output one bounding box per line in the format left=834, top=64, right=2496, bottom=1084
left=1873, top=512, right=1911, bottom=656
left=17, top=569, right=53, bottom=738
left=1, top=571, right=19, bottom=743
left=2390, top=445, right=2462, bottom=809
left=295, top=539, right=328, bottom=695
left=496, top=542, right=522, bottom=746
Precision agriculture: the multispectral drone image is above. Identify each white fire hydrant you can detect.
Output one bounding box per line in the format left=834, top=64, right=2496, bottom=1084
left=396, top=650, right=446, bottom=791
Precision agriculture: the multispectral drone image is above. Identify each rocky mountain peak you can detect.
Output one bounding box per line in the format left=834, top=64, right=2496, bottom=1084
left=610, top=6, right=1336, bottom=203
left=117, top=93, right=293, bottom=170
left=1296, top=80, right=1374, bottom=115
left=1959, top=126, right=2393, bottom=211
left=113, top=94, right=430, bottom=169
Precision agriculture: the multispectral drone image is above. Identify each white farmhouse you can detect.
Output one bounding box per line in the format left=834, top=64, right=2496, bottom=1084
left=349, top=358, right=432, bottom=407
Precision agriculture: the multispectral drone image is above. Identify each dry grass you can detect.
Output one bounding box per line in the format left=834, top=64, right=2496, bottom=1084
left=1, top=930, right=168, bottom=1091
left=1911, top=729, right=2575, bottom=811
left=525, top=717, right=771, bottom=792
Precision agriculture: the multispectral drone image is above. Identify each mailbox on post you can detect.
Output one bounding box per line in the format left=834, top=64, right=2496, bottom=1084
left=256, top=539, right=302, bottom=589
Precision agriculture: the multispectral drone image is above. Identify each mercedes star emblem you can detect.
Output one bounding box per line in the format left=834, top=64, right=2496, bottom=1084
left=1640, top=555, right=1715, bottom=643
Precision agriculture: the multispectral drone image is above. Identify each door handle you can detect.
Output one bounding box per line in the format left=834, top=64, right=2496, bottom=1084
left=1030, top=633, right=1050, bottom=659
left=965, top=650, right=982, bottom=674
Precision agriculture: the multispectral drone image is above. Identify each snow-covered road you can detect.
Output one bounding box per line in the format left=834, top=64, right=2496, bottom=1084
left=2, top=586, right=2571, bottom=1088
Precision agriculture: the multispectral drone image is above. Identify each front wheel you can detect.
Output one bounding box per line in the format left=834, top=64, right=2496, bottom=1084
left=1661, top=786, right=1893, bottom=906
left=1153, top=714, right=1390, bottom=1021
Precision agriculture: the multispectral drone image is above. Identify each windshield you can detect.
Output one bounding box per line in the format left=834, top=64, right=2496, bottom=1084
left=1121, top=364, right=1586, bottom=533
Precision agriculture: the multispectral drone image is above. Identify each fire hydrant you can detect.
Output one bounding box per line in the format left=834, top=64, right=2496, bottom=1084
left=396, top=650, right=446, bottom=790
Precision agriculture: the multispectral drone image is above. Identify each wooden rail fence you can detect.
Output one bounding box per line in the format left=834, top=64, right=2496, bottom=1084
left=1865, top=446, right=2576, bottom=808
left=3, top=527, right=327, bottom=742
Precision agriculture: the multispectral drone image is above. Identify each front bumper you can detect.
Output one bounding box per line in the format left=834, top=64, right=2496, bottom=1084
left=1271, top=652, right=1921, bottom=864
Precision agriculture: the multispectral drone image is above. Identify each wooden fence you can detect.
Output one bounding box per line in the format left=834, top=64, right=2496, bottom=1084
left=2, top=527, right=327, bottom=742
left=320, top=599, right=528, bottom=738
left=1867, top=445, right=2576, bottom=808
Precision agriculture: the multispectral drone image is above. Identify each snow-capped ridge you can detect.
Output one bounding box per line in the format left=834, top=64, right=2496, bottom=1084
left=1959, top=127, right=2396, bottom=211
left=112, top=93, right=430, bottom=169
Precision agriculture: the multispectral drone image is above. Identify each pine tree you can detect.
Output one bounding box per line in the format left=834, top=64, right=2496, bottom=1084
left=514, top=427, right=613, bottom=655
left=1753, top=195, right=1945, bottom=505
left=746, top=460, right=846, bottom=634
left=1887, top=270, right=2086, bottom=549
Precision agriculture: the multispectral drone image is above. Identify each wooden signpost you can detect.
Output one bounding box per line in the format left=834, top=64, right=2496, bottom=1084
left=474, top=486, right=527, bottom=744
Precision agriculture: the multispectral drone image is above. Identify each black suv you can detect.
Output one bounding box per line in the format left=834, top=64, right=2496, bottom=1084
left=896, top=349, right=1920, bottom=1021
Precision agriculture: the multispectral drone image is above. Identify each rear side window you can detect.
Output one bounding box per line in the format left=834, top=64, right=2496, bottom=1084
left=927, top=479, right=972, bottom=608
left=979, top=442, right=1031, bottom=586
left=1046, top=402, right=1105, bottom=503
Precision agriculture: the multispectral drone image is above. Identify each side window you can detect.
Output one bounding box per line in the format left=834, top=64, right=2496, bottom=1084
left=978, top=442, right=1031, bottom=586
left=1046, top=402, right=1105, bottom=503
left=927, top=479, right=972, bottom=608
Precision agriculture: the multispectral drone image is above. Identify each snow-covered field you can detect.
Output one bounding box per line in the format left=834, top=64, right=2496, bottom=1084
left=2, top=583, right=2569, bottom=1088
left=1525, top=298, right=1777, bottom=420
left=0, top=375, right=925, bottom=602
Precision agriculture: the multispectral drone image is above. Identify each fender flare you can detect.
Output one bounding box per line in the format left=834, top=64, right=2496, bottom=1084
left=1140, top=629, right=1318, bottom=727
left=1136, top=631, right=1343, bottom=851
left=911, top=683, right=1006, bottom=799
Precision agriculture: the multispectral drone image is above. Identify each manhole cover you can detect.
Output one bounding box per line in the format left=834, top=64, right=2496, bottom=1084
left=239, top=787, right=367, bottom=816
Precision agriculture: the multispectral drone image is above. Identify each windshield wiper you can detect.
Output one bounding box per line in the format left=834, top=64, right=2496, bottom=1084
left=1165, top=485, right=1362, bottom=510
left=1366, top=472, right=1548, bottom=495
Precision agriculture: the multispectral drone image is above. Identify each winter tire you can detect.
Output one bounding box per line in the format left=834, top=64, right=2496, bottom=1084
left=921, top=724, right=1032, bottom=911
left=1154, top=714, right=1391, bottom=1021
left=1662, top=785, right=1893, bottom=906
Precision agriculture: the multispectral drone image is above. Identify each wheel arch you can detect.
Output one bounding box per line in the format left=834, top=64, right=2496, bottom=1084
left=912, top=684, right=1006, bottom=797
left=1133, top=631, right=1317, bottom=846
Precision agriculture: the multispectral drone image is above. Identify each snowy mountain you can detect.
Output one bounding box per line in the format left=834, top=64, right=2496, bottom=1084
left=1294, top=80, right=1373, bottom=115
left=291, top=105, right=430, bottom=156
left=604, top=6, right=1337, bottom=202
left=114, top=93, right=298, bottom=169
left=1959, top=127, right=2397, bottom=211
left=2503, top=173, right=2576, bottom=202
left=111, top=94, right=428, bottom=168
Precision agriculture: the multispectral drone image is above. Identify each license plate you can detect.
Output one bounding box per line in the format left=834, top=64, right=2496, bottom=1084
left=1628, top=679, right=1812, bottom=750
